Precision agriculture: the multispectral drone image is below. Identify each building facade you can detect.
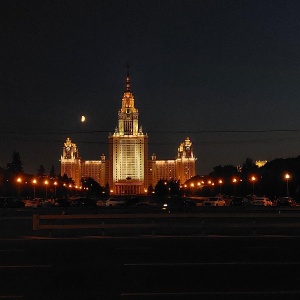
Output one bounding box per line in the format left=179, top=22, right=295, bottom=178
left=60, top=73, right=196, bottom=194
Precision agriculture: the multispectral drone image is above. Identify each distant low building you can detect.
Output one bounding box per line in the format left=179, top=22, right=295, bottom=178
left=255, top=160, right=267, bottom=168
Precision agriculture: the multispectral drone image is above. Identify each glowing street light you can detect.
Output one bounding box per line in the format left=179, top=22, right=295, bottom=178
left=232, top=178, right=237, bottom=196
left=285, top=173, right=290, bottom=197
left=44, top=180, right=49, bottom=200
left=54, top=181, right=57, bottom=197
left=218, top=179, right=223, bottom=194
left=16, top=177, right=22, bottom=197
left=190, top=182, right=194, bottom=195
left=251, top=176, right=256, bottom=196
left=32, top=179, right=37, bottom=198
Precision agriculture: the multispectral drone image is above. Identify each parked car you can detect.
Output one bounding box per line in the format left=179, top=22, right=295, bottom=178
left=24, top=198, right=50, bottom=208
left=230, top=197, right=252, bottom=206
left=188, top=197, right=208, bottom=207
left=276, top=197, right=296, bottom=207
left=105, top=198, right=126, bottom=207
left=203, top=197, right=226, bottom=206
left=96, top=199, right=107, bottom=207
left=252, top=197, right=272, bottom=206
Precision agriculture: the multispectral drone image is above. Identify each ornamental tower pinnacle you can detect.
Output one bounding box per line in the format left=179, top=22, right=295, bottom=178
left=116, top=71, right=140, bottom=136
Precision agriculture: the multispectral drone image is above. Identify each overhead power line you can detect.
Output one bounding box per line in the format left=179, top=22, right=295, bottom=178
left=0, top=129, right=300, bottom=135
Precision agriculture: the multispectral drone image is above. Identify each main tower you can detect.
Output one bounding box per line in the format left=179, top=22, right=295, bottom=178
left=108, top=72, right=149, bottom=195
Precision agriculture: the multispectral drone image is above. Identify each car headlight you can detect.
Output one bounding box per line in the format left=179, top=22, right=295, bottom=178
left=162, top=203, right=168, bottom=210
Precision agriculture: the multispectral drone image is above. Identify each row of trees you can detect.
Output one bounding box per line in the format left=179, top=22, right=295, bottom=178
left=5, top=151, right=56, bottom=178
left=2, top=151, right=300, bottom=200
left=183, top=157, right=300, bottom=200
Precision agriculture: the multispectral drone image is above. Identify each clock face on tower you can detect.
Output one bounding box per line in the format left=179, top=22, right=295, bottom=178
left=66, top=146, right=70, bottom=151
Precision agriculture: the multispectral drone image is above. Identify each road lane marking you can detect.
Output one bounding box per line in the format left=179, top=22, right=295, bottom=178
left=0, top=250, right=23, bottom=252
left=0, top=295, right=23, bottom=298
left=0, top=265, right=51, bottom=269
left=124, top=261, right=300, bottom=266
left=121, top=290, right=300, bottom=296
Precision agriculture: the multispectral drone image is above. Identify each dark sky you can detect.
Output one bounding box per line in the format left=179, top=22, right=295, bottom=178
left=1, top=0, right=300, bottom=176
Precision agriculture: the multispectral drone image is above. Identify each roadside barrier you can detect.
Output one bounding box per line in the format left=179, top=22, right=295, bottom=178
left=32, top=212, right=300, bottom=236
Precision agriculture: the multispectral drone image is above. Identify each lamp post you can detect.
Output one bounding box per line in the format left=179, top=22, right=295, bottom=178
left=285, top=173, right=290, bottom=197
left=218, top=179, right=223, bottom=194
left=32, top=179, right=37, bottom=199
left=232, top=178, right=237, bottom=196
left=17, top=177, right=22, bottom=197
left=69, top=184, right=72, bottom=195
left=54, top=181, right=57, bottom=197
left=251, top=176, right=256, bottom=196
left=190, top=182, right=194, bottom=195
left=44, top=180, right=49, bottom=200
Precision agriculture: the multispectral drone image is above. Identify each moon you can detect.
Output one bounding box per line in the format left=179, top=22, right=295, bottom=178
left=81, top=115, right=86, bottom=122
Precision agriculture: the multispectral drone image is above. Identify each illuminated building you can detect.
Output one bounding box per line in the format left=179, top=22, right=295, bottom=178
left=80, top=155, right=106, bottom=187
left=60, top=138, right=81, bottom=185
left=151, top=137, right=196, bottom=184
left=60, top=72, right=196, bottom=194
left=255, top=160, right=267, bottom=168
left=108, top=72, right=149, bottom=194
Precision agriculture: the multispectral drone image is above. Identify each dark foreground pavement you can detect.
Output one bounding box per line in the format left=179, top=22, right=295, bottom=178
left=1, top=235, right=300, bottom=300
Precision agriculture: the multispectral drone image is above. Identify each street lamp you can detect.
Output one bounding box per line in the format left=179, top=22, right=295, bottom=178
left=285, top=173, right=290, bottom=197
left=232, top=178, right=237, bottom=196
left=190, top=182, right=194, bottom=195
left=218, top=179, right=223, bottom=194
left=44, top=180, right=49, bottom=200
left=251, top=176, right=256, bottom=196
left=17, top=177, right=22, bottom=197
left=54, top=181, right=57, bottom=197
left=68, top=184, right=72, bottom=196
left=32, top=179, right=37, bottom=198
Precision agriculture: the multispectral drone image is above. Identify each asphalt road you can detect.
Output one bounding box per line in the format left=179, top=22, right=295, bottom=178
left=1, top=235, right=300, bottom=300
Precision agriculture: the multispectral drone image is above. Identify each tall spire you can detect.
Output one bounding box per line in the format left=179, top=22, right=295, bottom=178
left=125, top=63, right=131, bottom=92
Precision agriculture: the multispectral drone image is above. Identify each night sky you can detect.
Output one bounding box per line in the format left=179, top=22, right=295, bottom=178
left=1, top=0, right=300, bottom=176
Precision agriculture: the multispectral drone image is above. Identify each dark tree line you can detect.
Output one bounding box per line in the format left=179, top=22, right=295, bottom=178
left=184, top=157, right=300, bottom=200
left=0, top=152, right=72, bottom=197
left=3, top=151, right=300, bottom=200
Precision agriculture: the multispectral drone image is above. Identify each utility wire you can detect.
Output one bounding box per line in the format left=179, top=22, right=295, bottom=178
left=0, top=129, right=300, bottom=134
